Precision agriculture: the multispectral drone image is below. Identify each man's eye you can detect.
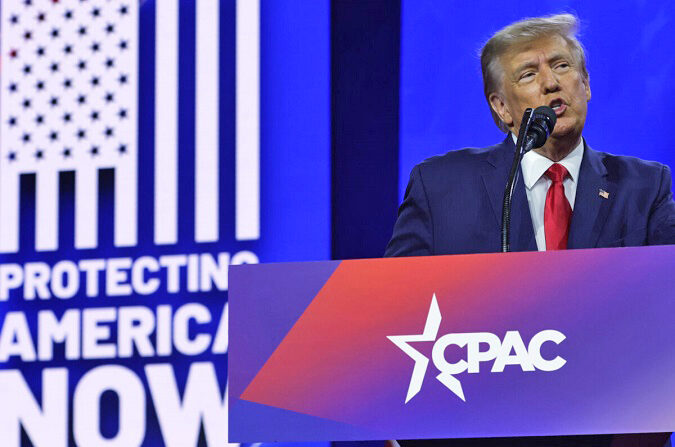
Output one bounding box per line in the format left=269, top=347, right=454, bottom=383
left=555, top=63, right=570, bottom=70
left=520, top=72, right=535, bottom=80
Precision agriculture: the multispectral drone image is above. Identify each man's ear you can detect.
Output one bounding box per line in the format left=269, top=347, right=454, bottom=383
left=489, top=93, right=513, bottom=127
left=584, top=76, right=591, bottom=101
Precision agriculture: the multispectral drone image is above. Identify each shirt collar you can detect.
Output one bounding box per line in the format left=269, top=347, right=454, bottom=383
left=511, top=133, right=584, bottom=190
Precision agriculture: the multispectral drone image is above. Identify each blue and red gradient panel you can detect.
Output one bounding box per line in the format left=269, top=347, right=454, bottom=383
left=230, top=246, right=675, bottom=442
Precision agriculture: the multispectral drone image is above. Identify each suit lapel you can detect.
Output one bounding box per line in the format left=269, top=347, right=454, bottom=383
left=481, top=137, right=537, bottom=252
left=568, top=142, right=615, bottom=249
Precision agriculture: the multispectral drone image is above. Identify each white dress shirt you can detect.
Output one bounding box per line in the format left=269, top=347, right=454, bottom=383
left=511, top=134, right=584, bottom=251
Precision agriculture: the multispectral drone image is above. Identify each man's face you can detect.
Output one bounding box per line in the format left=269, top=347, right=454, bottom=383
left=490, top=34, right=591, bottom=144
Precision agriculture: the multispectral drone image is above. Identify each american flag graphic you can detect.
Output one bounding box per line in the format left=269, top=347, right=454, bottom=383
left=0, top=0, right=260, bottom=253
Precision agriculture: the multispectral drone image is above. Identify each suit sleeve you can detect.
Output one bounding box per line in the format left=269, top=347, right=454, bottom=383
left=647, top=164, right=675, bottom=245
left=384, top=165, right=434, bottom=257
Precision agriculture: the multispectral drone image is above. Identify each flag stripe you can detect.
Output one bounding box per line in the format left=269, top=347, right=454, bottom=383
left=115, top=162, right=138, bottom=247
left=75, top=169, right=98, bottom=249
left=235, top=0, right=261, bottom=241
left=154, top=0, right=179, bottom=245
left=0, top=174, right=19, bottom=253
left=176, top=0, right=197, bottom=244
left=99, top=168, right=116, bottom=248
left=58, top=171, right=76, bottom=249
left=116, top=3, right=140, bottom=248
left=0, top=1, right=17, bottom=253
left=19, top=174, right=36, bottom=252
left=35, top=170, right=59, bottom=251
left=195, top=0, right=220, bottom=243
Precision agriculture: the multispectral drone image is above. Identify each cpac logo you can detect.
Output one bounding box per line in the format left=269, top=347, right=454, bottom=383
left=388, top=294, right=566, bottom=403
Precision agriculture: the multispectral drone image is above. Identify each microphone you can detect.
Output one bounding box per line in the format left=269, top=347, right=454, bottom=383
left=523, top=105, right=557, bottom=150
left=501, top=106, right=557, bottom=252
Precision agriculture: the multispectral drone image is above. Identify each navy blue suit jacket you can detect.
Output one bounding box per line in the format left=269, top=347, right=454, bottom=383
left=386, top=136, right=675, bottom=256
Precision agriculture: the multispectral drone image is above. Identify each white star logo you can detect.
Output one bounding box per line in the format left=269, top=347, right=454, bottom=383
left=387, top=294, right=465, bottom=403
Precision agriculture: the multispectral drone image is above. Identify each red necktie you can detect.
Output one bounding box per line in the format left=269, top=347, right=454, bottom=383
left=544, top=164, right=572, bottom=250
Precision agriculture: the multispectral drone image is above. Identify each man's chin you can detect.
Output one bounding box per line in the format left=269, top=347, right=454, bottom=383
left=551, top=124, right=582, bottom=142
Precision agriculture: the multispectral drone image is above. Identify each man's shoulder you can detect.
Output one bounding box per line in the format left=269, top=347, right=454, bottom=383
left=587, top=146, right=670, bottom=180
left=413, top=140, right=508, bottom=176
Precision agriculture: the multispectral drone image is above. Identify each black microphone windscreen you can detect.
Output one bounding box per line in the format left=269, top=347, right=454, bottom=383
left=533, top=105, right=557, bottom=133
left=528, top=106, right=557, bottom=148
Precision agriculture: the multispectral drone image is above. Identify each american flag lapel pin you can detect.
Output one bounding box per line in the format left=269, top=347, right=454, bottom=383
left=599, top=189, right=610, bottom=199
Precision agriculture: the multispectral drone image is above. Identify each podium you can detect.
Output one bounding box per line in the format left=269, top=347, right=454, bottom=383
left=228, top=246, right=675, bottom=443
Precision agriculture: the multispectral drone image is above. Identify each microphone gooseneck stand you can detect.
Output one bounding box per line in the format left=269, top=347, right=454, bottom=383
left=500, top=105, right=557, bottom=252
left=501, top=108, right=536, bottom=253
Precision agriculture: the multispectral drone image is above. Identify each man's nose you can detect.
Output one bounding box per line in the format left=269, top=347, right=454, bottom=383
left=540, top=66, right=560, bottom=93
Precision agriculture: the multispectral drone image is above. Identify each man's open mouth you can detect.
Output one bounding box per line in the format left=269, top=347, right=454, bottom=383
left=549, top=99, right=567, bottom=116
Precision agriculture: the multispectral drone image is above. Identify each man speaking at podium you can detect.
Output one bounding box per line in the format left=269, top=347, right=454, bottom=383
left=385, top=13, right=674, bottom=447
left=386, top=14, right=675, bottom=258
